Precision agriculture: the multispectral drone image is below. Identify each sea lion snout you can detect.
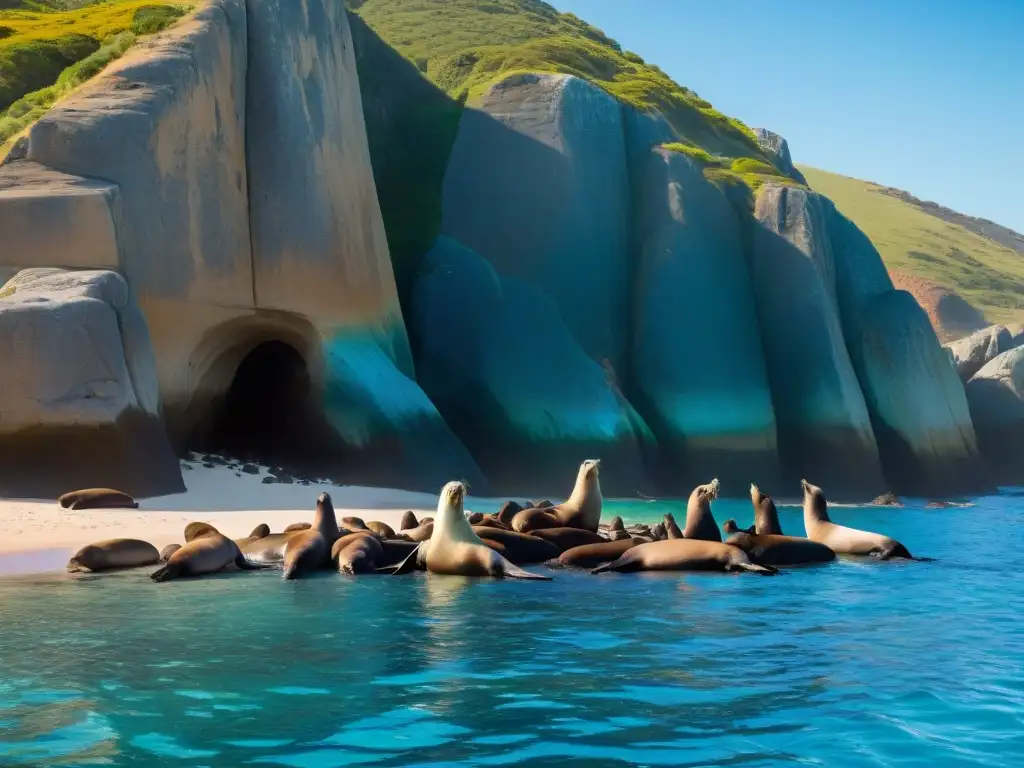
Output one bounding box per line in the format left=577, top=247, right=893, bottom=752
left=749, top=483, right=760, bottom=500
left=317, top=492, right=332, bottom=505
left=705, top=478, right=720, bottom=500
left=442, top=480, right=467, bottom=505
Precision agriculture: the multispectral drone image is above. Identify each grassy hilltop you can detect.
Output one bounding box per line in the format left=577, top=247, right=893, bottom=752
left=800, top=165, right=1024, bottom=333
left=0, top=0, right=190, bottom=156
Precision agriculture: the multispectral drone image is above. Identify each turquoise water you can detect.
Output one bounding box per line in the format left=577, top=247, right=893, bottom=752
left=1, top=494, right=1023, bottom=767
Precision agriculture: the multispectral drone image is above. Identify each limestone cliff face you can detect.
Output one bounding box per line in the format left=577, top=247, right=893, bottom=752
left=412, top=236, right=654, bottom=495
left=965, top=346, right=1024, bottom=484
left=440, top=73, right=632, bottom=378
left=632, top=149, right=779, bottom=493
left=748, top=184, right=886, bottom=496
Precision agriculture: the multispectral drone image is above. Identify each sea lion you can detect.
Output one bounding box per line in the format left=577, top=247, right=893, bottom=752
left=607, top=516, right=625, bottom=532
left=334, top=535, right=384, bottom=574
left=367, top=521, right=396, bottom=539
left=396, top=481, right=551, bottom=580
left=341, top=516, right=370, bottom=531
left=651, top=523, right=667, bottom=541
left=527, top=527, right=606, bottom=552
left=248, top=524, right=271, bottom=539
left=682, top=479, right=722, bottom=542
left=282, top=492, right=341, bottom=580
left=67, top=538, right=160, bottom=573
left=184, top=522, right=218, bottom=543
left=531, top=500, right=554, bottom=509
left=496, top=501, right=523, bottom=525
left=749, top=484, right=784, bottom=535
left=238, top=533, right=298, bottom=563
left=724, top=531, right=835, bottom=566
left=801, top=479, right=921, bottom=560
left=466, top=512, right=485, bottom=525
left=399, top=511, right=418, bottom=530
left=283, top=522, right=312, bottom=532
left=151, top=525, right=262, bottom=582
left=607, top=529, right=632, bottom=542
left=58, top=488, right=138, bottom=510
left=723, top=519, right=755, bottom=535
left=511, top=459, right=603, bottom=533
left=663, top=513, right=683, bottom=540
left=559, top=538, right=640, bottom=569
left=591, top=539, right=777, bottom=575
left=473, top=527, right=560, bottom=564
left=402, top=522, right=435, bottom=543
left=473, top=514, right=509, bottom=530
left=159, top=543, right=181, bottom=563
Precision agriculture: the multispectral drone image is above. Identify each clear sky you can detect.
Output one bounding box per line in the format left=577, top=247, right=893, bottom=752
left=552, top=0, right=1024, bottom=232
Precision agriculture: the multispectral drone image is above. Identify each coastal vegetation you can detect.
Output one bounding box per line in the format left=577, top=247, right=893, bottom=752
left=660, top=141, right=803, bottom=195
left=800, top=165, right=1024, bottom=327
left=0, top=0, right=190, bottom=155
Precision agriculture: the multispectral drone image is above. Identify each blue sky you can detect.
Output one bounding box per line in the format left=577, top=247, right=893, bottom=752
left=552, top=0, right=1024, bottom=232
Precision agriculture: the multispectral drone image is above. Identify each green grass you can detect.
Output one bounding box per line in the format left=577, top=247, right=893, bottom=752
left=0, top=0, right=190, bottom=156
left=351, top=0, right=790, bottom=169
left=800, top=165, right=1024, bottom=326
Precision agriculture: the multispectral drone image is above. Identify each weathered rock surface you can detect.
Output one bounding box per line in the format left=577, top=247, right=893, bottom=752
left=441, top=73, right=631, bottom=377
left=632, top=149, right=779, bottom=492
left=412, top=236, right=654, bottom=495
left=965, top=346, right=1024, bottom=483
left=753, top=128, right=805, bottom=183
left=849, top=290, right=988, bottom=495
left=748, top=184, right=885, bottom=498
left=0, top=269, right=182, bottom=497
left=945, top=325, right=1018, bottom=383
left=890, top=271, right=987, bottom=342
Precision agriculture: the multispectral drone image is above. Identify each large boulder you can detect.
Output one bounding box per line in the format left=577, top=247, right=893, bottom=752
left=747, top=184, right=885, bottom=498
left=849, top=291, right=988, bottom=495
left=631, top=148, right=779, bottom=493
left=945, top=325, right=1018, bottom=383
left=411, top=236, right=654, bottom=496
left=440, top=73, right=631, bottom=378
left=0, top=269, right=182, bottom=497
left=753, top=128, right=805, bottom=183
left=965, top=346, right=1024, bottom=484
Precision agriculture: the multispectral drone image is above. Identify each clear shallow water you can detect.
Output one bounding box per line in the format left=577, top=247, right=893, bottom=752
left=1, top=494, right=1023, bottom=767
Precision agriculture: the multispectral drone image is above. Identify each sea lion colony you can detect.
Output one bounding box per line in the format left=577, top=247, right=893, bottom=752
left=62, top=460, right=929, bottom=580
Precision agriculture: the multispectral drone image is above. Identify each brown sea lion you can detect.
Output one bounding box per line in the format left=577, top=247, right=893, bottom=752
left=473, top=527, right=561, bottom=564
left=341, top=516, right=369, bottom=531
left=801, top=480, right=923, bottom=560
left=151, top=525, right=262, bottom=582
left=67, top=539, right=159, bottom=573
left=283, top=522, right=312, bottom=533
left=510, top=507, right=561, bottom=533
left=159, top=543, right=181, bottom=563
left=663, top=513, right=683, bottom=540
left=58, top=488, right=138, bottom=510
left=527, top=527, right=606, bottom=552
left=682, top=479, right=722, bottom=542
left=724, top=531, right=835, bottom=566
left=466, top=512, right=485, bottom=525
left=559, top=538, right=640, bottom=569
left=473, top=514, right=509, bottom=530
left=399, top=511, right=418, bottom=530
left=248, top=524, right=271, bottom=539
left=394, top=482, right=551, bottom=580
left=723, top=519, right=755, bottom=535
left=184, top=522, right=218, bottom=543
left=591, top=539, right=777, bottom=575
left=402, top=522, right=435, bottom=542
left=607, top=529, right=632, bottom=541
left=749, top=484, right=784, bottom=535
left=607, top=516, right=625, bottom=532
left=283, top=492, right=341, bottom=580
left=511, top=460, right=603, bottom=533
left=531, top=500, right=554, bottom=509
left=335, top=535, right=384, bottom=574
left=651, top=523, right=667, bottom=541
left=367, top=521, right=396, bottom=539
left=496, top=501, right=524, bottom=525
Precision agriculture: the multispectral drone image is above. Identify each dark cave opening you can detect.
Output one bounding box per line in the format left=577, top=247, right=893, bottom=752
left=196, top=341, right=331, bottom=471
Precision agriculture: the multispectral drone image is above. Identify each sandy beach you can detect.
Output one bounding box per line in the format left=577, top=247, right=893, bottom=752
left=0, top=454, right=513, bottom=577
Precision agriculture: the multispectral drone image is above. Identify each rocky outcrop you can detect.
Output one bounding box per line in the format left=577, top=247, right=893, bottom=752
left=440, top=73, right=632, bottom=378
left=945, top=325, right=1018, bottom=383
left=631, top=148, right=779, bottom=493
left=753, top=128, right=805, bottom=184
left=0, top=269, right=182, bottom=497
left=412, top=236, right=654, bottom=495
left=747, top=184, right=885, bottom=497
left=965, top=347, right=1024, bottom=483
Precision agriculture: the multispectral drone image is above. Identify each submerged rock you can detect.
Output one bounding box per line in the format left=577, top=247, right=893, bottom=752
left=965, top=346, right=1024, bottom=484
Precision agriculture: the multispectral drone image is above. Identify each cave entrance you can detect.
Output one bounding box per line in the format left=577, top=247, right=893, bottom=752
left=199, top=340, right=327, bottom=471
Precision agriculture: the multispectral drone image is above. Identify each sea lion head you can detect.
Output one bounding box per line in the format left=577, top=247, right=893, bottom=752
left=801, top=479, right=828, bottom=519
left=581, top=458, right=601, bottom=480
left=439, top=480, right=467, bottom=512
left=66, top=545, right=100, bottom=573
left=723, top=518, right=740, bottom=534
left=697, top=478, right=720, bottom=503
left=184, top=522, right=219, bottom=542
left=318, top=492, right=332, bottom=506
left=750, top=483, right=763, bottom=504
left=248, top=523, right=271, bottom=539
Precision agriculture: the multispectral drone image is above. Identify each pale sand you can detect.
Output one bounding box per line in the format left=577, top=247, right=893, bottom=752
left=0, top=455, right=517, bottom=577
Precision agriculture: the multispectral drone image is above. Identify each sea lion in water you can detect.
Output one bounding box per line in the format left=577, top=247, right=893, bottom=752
left=663, top=513, right=683, bottom=540
left=801, top=480, right=921, bottom=560
left=682, top=479, right=721, bottom=542
left=282, top=492, right=341, bottom=580
left=399, top=511, right=418, bottom=530
left=559, top=538, right=640, bottom=569
left=724, top=531, right=835, bottom=566
left=334, top=535, right=384, bottom=574
left=67, top=538, right=159, bottom=573
left=527, top=527, right=606, bottom=552
left=151, top=525, right=262, bottom=582
left=367, top=521, right=396, bottom=539
left=283, top=522, right=312, bottom=533
left=395, top=481, right=551, bottom=580
left=512, top=460, right=603, bottom=533
left=58, top=488, right=138, bottom=510
left=591, top=539, right=777, bottom=575
left=159, top=543, right=181, bottom=563
left=749, top=484, right=784, bottom=535
left=473, top=527, right=560, bottom=564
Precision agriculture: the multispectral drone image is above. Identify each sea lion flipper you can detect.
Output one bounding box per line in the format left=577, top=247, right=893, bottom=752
left=391, top=543, right=422, bottom=575
left=499, top=559, right=552, bottom=581
left=150, top=564, right=178, bottom=582
left=733, top=562, right=779, bottom=575
left=235, top=552, right=267, bottom=571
